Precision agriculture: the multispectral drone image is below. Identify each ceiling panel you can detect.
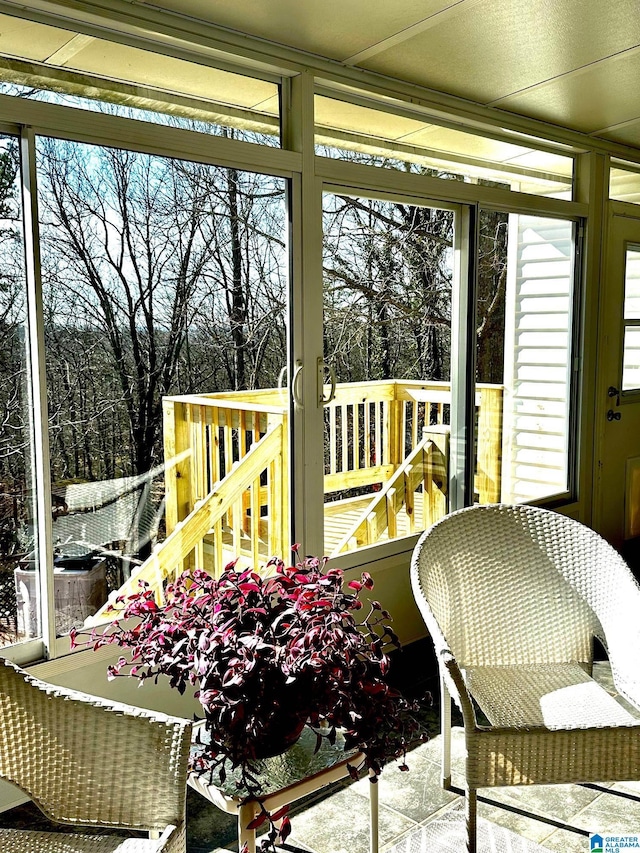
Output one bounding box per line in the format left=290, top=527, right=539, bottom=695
left=357, top=0, right=640, bottom=106
left=0, top=12, right=74, bottom=61
left=66, top=39, right=277, bottom=108
left=315, top=96, right=427, bottom=140
left=140, top=0, right=456, bottom=62
left=598, top=121, right=640, bottom=150
left=495, top=50, right=640, bottom=138
left=399, top=125, right=530, bottom=163
left=0, top=13, right=279, bottom=114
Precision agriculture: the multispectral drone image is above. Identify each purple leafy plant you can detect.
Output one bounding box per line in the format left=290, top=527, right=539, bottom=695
left=73, top=548, right=428, bottom=851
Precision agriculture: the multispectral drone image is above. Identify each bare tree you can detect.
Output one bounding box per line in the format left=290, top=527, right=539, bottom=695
left=0, top=138, right=30, bottom=489
left=477, top=210, right=509, bottom=383
left=36, top=136, right=287, bottom=485
left=323, top=192, right=454, bottom=384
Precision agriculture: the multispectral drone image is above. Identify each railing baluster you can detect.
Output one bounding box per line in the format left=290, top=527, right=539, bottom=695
left=401, top=401, right=408, bottom=457
left=224, top=416, right=233, bottom=480
left=198, top=406, right=207, bottom=499
left=422, top=444, right=431, bottom=529
left=329, top=405, right=337, bottom=475
left=386, top=488, right=397, bottom=540
left=240, top=411, right=251, bottom=535
left=366, top=511, right=377, bottom=546
left=239, top=409, right=248, bottom=459
left=211, top=406, right=221, bottom=484
left=405, top=465, right=415, bottom=534
left=251, top=474, right=260, bottom=572
left=353, top=403, right=360, bottom=471
left=341, top=404, right=348, bottom=473
left=204, top=407, right=213, bottom=493
left=269, top=453, right=282, bottom=559
left=232, top=490, right=242, bottom=562
left=214, top=516, right=223, bottom=578
left=411, top=401, right=418, bottom=450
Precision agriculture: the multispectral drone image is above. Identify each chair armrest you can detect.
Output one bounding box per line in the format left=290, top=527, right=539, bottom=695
left=439, top=649, right=479, bottom=730
left=156, top=823, right=186, bottom=853
left=608, top=628, right=640, bottom=713
left=0, top=658, right=192, bottom=833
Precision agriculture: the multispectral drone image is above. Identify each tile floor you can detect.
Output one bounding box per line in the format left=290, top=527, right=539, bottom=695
left=186, top=661, right=640, bottom=853
left=1, top=659, right=639, bottom=853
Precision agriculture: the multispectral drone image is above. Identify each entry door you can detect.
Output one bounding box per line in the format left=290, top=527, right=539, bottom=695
left=596, top=212, right=640, bottom=548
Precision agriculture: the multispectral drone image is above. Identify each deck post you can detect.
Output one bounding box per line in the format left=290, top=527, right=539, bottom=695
left=476, top=386, right=503, bottom=503
left=163, top=398, right=193, bottom=578
left=423, top=426, right=449, bottom=527
left=389, top=384, right=403, bottom=469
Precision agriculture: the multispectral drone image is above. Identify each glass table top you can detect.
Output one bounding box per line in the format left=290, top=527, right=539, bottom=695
left=190, top=724, right=363, bottom=801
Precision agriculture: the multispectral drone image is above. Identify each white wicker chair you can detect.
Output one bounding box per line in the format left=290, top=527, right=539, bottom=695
left=410, top=503, right=640, bottom=853
left=0, top=657, right=193, bottom=852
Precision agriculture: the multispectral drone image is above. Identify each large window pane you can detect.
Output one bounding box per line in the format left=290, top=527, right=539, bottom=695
left=37, top=137, right=288, bottom=634
left=322, top=192, right=455, bottom=555
left=0, top=134, right=39, bottom=648
left=316, top=94, right=573, bottom=199
left=0, top=12, right=280, bottom=145
left=610, top=161, right=640, bottom=205
left=476, top=211, right=576, bottom=503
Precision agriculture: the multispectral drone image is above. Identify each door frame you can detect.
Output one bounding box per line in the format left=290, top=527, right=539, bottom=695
left=294, top=178, right=473, bottom=566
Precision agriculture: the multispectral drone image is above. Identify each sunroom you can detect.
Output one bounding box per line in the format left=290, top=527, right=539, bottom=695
left=0, top=2, right=640, bottom=852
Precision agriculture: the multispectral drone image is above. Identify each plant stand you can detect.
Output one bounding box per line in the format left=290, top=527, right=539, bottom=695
left=189, top=724, right=378, bottom=853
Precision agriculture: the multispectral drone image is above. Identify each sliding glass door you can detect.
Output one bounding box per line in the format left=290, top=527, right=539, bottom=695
left=313, top=188, right=579, bottom=560
left=321, top=190, right=457, bottom=557
left=0, top=133, right=39, bottom=651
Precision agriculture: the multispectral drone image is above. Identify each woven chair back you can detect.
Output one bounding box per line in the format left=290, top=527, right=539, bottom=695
left=411, top=504, right=626, bottom=668
left=0, top=658, right=192, bottom=832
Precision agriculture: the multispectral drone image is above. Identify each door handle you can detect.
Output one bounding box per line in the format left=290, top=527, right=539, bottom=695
left=607, top=409, right=622, bottom=421
left=317, top=358, right=336, bottom=406
left=292, top=361, right=304, bottom=407
left=279, top=362, right=304, bottom=407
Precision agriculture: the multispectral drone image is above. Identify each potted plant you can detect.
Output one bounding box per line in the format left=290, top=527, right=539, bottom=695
left=72, top=548, right=428, bottom=850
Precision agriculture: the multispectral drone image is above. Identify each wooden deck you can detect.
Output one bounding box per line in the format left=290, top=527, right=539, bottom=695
left=213, top=491, right=428, bottom=569
left=323, top=492, right=427, bottom=555
left=90, top=380, right=502, bottom=622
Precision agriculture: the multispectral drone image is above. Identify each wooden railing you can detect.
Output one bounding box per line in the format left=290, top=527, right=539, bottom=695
left=88, top=380, right=502, bottom=624
left=322, top=380, right=502, bottom=502
left=88, top=392, right=288, bottom=623
left=162, top=391, right=289, bottom=572
left=330, top=426, right=449, bottom=554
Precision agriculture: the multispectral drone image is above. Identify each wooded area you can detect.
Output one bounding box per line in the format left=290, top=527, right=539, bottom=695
left=0, top=135, right=508, bottom=573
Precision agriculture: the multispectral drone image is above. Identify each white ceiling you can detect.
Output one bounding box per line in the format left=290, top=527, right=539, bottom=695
left=134, top=0, right=640, bottom=152
left=1, top=0, right=640, bottom=155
